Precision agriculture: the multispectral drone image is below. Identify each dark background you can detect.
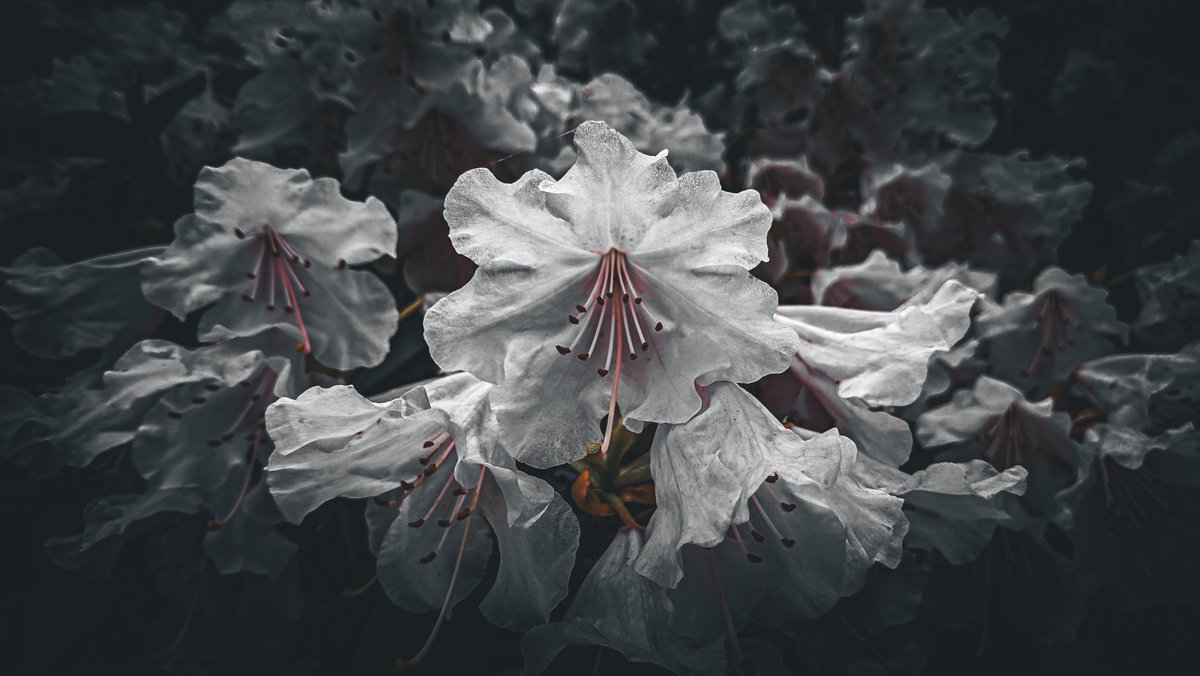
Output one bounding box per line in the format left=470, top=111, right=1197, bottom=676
left=1, top=1, right=1197, bottom=674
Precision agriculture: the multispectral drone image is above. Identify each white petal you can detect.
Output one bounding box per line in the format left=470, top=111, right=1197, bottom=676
left=777, top=280, right=978, bottom=407
left=634, top=383, right=778, bottom=587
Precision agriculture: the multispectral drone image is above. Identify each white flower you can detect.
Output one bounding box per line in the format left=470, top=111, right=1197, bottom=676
left=771, top=280, right=978, bottom=466
left=424, top=121, right=799, bottom=466
left=142, top=158, right=399, bottom=370
left=265, top=373, right=578, bottom=664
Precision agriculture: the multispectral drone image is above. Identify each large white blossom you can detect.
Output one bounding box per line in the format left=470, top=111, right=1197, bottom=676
left=424, top=121, right=799, bottom=466
left=142, top=158, right=399, bottom=370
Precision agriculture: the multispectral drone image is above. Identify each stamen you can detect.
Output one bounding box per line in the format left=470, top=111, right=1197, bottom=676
left=707, top=549, right=746, bottom=665
left=751, top=496, right=793, bottom=547
left=597, top=304, right=625, bottom=456
left=208, top=429, right=261, bottom=530
left=396, top=467, right=486, bottom=670
left=409, top=471, right=456, bottom=528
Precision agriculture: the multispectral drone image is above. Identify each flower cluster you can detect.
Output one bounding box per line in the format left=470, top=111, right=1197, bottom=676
left=2, top=0, right=1198, bottom=673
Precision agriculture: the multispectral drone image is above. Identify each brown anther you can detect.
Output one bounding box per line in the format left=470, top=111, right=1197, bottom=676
left=634, top=297, right=643, bottom=304
left=779, top=502, right=796, bottom=512
left=284, top=305, right=294, bottom=314
left=419, top=456, right=430, bottom=465
left=437, top=518, right=452, bottom=527
left=452, top=487, right=468, bottom=496
left=456, top=508, right=472, bottom=520
left=266, top=303, right=276, bottom=312
left=556, top=345, right=571, bottom=355
left=336, top=259, right=348, bottom=269
left=408, top=518, right=425, bottom=528
left=654, top=322, right=663, bottom=331
left=423, top=440, right=435, bottom=448
left=221, top=432, right=235, bottom=442
left=234, top=228, right=246, bottom=239
left=780, top=537, right=796, bottom=548
left=640, top=341, right=649, bottom=351
left=597, top=296, right=605, bottom=306
left=418, top=551, right=437, bottom=564
left=246, top=272, right=257, bottom=279
left=204, top=383, right=221, bottom=392
left=765, top=474, right=779, bottom=483
left=568, top=315, right=580, bottom=325
left=191, top=396, right=206, bottom=405
left=629, top=353, right=638, bottom=360
left=251, top=393, right=262, bottom=401
left=622, top=293, right=629, bottom=302
left=578, top=352, right=590, bottom=361
left=242, top=294, right=254, bottom=303
left=423, top=465, right=438, bottom=477
left=597, top=368, right=609, bottom=377
left=302, top=289, right=312, bottom=297
left=399, top=480, right=414, bottom=491
left=750, top=529, right=765, bottom=543
left=746, top=552, right=764, bottom=563
left=575, top=304, right=587, bottom=313
left=167, top=411, right=183, bottom=420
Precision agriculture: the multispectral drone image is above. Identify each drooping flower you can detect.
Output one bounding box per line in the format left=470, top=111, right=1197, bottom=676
left=265, top=373, right=579, bottom=666
left=142, top=158, right=399, bottom=370
left=425, top=121, right=799, bottom=466
left=917, top=375, right=1080, bottom=519
left=765, top=280, right=978, bottom=466
left=636, top=402, right=907, bottom=632
left=521, top=529, right=726, bottom=676
left=977, top=267, right=1127, bottom=398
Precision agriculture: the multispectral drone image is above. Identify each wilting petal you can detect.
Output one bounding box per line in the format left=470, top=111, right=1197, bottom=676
left=778, top=280, right=978, bottom=407
left=478, top=465, right=580, bottom=630
left=521, top=530, right=726, bottom=676
left=203, top=482, right=298, bottom=578
left=888, top=460, right=1027, bottom=564
left=634, top=382, right=778, bottom=587
left=1, top=246, right=165, bottom=360
left=143, top=158, right=398, bottom=369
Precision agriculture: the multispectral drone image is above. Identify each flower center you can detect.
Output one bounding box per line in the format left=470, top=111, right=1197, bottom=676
left=552, top=249, right=666, bottom=456
left=237, top=224, right=332, bottom=355
left=1019, top=291, right=1080, bottom=377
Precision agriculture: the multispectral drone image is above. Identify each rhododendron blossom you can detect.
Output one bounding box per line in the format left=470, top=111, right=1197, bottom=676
left=425, top=121, right=799, bottom=465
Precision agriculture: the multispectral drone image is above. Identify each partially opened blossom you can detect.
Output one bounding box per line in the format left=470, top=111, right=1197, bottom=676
left=425, top=121, right=799, bottom=465
left=767, top=280, right=977, bottom=466
left=265, top=373, right=578, bottom=665
left=1, top=246, right=166, bottom=361
left=978, top=267, right=1127, bottom=398
left=917, top=376, right=1080, bottom=519
left=522, top=529, right=726, bottom=676
left=142, top=158, right=399, bottom=370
